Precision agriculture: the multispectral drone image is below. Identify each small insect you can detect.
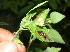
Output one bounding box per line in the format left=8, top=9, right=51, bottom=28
left=37, top=31, right=50, bottom=40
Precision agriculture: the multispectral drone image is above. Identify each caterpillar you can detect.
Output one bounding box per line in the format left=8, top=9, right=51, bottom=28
left=37, top=31, right=50, bottom=40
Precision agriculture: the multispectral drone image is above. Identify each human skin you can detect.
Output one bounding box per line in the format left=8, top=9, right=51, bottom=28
left=0, top=28, right=14, bottom=42
left=0, top=28, right=26, bottom=52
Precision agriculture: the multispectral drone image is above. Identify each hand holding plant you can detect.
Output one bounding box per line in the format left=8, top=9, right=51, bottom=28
left=0, top=28, right=26, bottom=52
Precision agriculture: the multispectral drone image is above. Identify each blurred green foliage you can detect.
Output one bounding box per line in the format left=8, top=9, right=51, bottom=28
left=0, top=0, right=70, bottom=16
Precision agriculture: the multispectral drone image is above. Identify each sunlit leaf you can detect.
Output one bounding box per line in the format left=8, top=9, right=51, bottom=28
left=20, top=12, right=37, bottom=28
left=34, top=8, right=50, bottom=26
left=13, top=36, right=23, bottom=44
left=50, top=12, right=65, bottom=24
left=35, top=26, right=53, bottom=42
left=49, top=29, right=65, bottom=44
left=44, top=47, right=61, bottom=52
left=28, top=23, right=53, bottom=42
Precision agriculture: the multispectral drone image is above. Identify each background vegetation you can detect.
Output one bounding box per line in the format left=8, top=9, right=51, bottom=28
left=0, top=0, right=70, bottom=52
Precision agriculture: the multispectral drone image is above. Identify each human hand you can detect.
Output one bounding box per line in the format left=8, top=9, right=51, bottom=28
left=0, top=28, right=26, bottom=52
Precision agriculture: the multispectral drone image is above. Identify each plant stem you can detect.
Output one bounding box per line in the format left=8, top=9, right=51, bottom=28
left=27, top=35, right=36, bottom=52
left=47, top=24, right=53, bottom=29
left=13, top=28, right=21, bottom=39
left=13, top=28, right=27, bottom=39
left=27, top=35, right=33, bottom=52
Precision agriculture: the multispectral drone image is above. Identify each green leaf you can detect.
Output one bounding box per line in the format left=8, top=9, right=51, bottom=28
left=20, top=12, right=37, bottom=28
left=35, top=48, right=43, bottom=52
left=35, top=26, right=53, bottom=42
left=28, top=23, right=53, bottom=42
left=50, top=12, right=65, bottom=24
left=0, top=22, right=8, bottom=25
left=49, top=29, right=65, bottom=44
left=28, top=22, right=36, bottom=36
left=27, top=1, right=48, bottom=14
left=28, top=25, right=65, bottom=43
left=13, top=37, right=23, bottom=44
left=34, top=8, right=50, bottom=26
left=44, top=47, right=61, bottom=52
